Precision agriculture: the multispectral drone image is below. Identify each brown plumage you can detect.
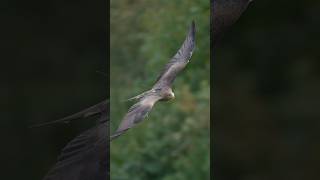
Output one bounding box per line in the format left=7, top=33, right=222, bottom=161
left=38, top=100, right=109, bottom=180
left=111, top=21, right=196, bottom=141
left=30, top=101, right=108, bottom=128
left=42, top=122, right=108, bottom=180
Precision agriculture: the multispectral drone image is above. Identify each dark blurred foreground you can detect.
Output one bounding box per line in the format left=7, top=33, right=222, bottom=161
left=214, top=1, right=320, bottom=179
left=1, top=0, right=107, bottom=179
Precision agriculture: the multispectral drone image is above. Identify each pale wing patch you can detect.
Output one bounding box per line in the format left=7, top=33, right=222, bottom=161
left=111, top=95, right=160, bottom=140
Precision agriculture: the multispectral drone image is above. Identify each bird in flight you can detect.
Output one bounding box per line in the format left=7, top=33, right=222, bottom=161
left=111, top=21, right=196, bottom=141
left=32, top=21, right=195, bottom=142
left=31, top=21, right=195, bottom=179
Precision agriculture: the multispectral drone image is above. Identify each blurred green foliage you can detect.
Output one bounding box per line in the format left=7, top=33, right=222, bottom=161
left=110, top=0, right=210, bottom=179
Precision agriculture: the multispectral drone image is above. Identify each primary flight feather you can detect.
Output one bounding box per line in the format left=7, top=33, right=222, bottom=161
left=111, top=21, right=196, bottom=141
left=36, top=100, right=109, bottom=180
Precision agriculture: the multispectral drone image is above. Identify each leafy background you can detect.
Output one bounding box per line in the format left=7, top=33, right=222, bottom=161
left=110, top=0, right=210, bottom=179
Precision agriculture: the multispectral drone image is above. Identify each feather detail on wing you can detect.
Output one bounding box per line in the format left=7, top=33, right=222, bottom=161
left=40, top=101, right=109, bottom=180
left=126, top=89, right=154, bottom=101
left=153, top=21, right=196, bottom=88
left=30, top=100, right=108, bottom=128
left=110, top=94, right=161, bottom=141
left=42, top=122, right=108, bottom=180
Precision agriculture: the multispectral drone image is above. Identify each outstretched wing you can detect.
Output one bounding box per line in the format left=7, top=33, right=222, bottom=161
left=30, top=100, right=108, bottom=128
left=43, top=122, right=108, bottom=180
left=153, top=21, right=196, bottom=89
left=42, top=101, right=109, bottom=180
left=111, top=94, right=161, bottom=141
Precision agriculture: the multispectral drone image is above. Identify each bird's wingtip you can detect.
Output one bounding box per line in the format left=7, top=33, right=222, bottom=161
left=28, top=120, right=70, bottom=129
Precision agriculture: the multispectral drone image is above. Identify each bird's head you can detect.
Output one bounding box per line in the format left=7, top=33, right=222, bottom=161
left=168, top=91, right=175, bottom=100
left=159, top=88, right=175, bottom=101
